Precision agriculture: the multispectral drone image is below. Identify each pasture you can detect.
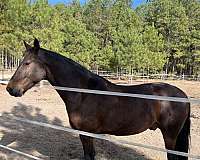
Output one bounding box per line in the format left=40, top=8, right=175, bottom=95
left=0, top=79, right=200, bottom=160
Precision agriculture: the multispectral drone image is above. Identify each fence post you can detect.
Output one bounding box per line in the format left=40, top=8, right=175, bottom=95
left=1, top=70, right=4, bottom=80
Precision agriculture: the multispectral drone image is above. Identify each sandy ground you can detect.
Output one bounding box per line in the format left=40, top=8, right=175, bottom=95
left=0, top=79, right=200, bottom=160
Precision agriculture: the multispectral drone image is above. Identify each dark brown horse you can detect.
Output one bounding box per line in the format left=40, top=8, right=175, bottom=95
left=7, top=38, right=190, bottom=160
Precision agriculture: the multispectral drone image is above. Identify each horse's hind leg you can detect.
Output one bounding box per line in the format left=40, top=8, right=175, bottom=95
left=160, top=106, right=190, bottom=160
left=161, top=130, right=178, bottom=160
left=80, top=135, right=95, bottom=160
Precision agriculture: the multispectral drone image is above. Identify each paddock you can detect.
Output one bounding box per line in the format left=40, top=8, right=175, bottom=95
left=0, top=79, right=200, bottom=160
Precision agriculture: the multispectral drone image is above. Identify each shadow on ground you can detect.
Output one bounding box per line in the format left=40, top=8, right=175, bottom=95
left=0, top=102, right=151, bottom=160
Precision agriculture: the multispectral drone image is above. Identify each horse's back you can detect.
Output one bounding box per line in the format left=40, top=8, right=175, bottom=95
left=117, top=82, right=187, bottom=98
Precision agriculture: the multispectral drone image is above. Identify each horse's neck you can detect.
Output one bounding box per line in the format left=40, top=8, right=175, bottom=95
left=40, top=51, right=94, bottom=110
left=41, top=50, right=91, bottom=88
left=39, top=50, right=114, bottom=110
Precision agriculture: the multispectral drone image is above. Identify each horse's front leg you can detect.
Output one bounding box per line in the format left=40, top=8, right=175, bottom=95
left=80, top=135, right=95, bottom=160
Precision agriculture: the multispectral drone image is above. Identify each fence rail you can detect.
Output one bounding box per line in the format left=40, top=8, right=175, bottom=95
left=0, top=144, right=42, bottom=160
left=91, top=70, right=200, bottom=81
left=1, top=81, right=200, bottom=159
left=1, top=80, right=200, bottom=104
left=54, top=86, right=200, bottom=104
left=0, top=114, right=200, bottom=159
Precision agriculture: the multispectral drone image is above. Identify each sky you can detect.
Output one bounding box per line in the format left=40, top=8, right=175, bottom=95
left=48, top=0, right=146, bottom=8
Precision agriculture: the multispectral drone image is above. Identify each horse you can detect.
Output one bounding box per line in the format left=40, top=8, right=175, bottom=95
left=6, top=38, right=190, bottom=160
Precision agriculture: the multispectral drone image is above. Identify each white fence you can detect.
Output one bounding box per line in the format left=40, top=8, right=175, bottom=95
left=0, top=81, right=200, bottom=159
left=1, top=69, right=200, bottom=82
left=1, top=114, right=200, bottom=160
left=91, top=70, right=200, bottom=82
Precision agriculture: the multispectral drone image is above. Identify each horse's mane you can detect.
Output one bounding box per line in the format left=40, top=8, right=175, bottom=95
left=40, top=48, right=113, bottom=85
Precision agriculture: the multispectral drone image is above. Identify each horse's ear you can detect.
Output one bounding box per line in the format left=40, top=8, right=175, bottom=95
left=33, top=38, right=40, bottom=53
left=23, top=41, right=32, bottom=51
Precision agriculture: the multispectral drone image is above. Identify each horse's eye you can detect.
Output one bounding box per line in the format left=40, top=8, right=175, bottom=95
left=24, top=62, right=30, bottom=65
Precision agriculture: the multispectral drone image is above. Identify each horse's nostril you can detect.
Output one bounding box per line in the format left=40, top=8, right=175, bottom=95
left=13, top=88, right=19, bottom=94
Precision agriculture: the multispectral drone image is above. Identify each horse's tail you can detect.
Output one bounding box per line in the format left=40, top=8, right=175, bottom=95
left=175, top=103, right=190, bottom=160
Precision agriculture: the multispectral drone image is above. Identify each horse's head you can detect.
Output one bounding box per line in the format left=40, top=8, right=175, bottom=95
left=6, top=38, right=47, bottom=97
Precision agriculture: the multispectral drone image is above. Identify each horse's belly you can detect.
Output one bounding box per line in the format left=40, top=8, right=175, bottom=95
left=69, top=111, right=151, bottom=135
left=101, top=114, right=155, bottom=136
left=110, top=126, right=150, bottom=136
left=68, top=98, right=157, bottom=135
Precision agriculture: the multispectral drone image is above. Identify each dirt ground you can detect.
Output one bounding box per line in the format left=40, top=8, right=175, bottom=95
left=0, top=79, right=200, bottom=160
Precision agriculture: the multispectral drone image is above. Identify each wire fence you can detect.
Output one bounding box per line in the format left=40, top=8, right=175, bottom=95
left=1, top=80, right=200, bottom=104
left=0, top=80, right=200, bottom=159
left=0, top=114, right=200, bottom=160
left=54, top=86, right=200, bottom=104
left=0, top=144, right=43, bottom=160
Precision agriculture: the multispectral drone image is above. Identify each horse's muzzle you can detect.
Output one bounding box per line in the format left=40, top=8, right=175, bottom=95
left=6, top=86, right=23, bottom=97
